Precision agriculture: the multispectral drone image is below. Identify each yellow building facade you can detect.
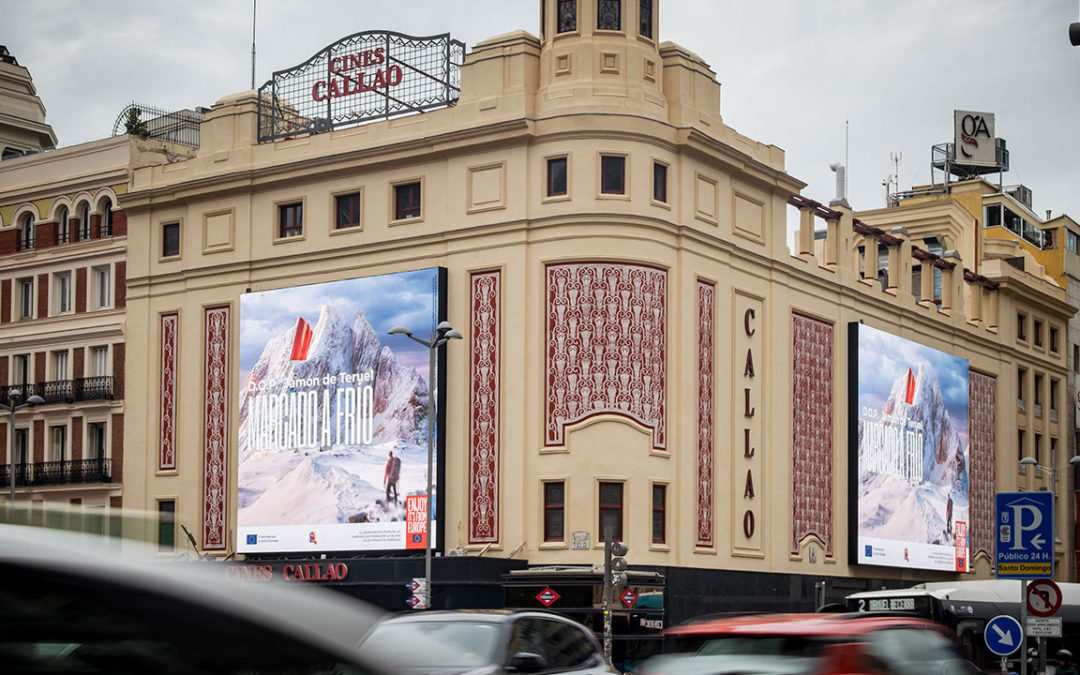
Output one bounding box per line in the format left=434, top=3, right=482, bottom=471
left=117, top=0, right=1072, bottom=625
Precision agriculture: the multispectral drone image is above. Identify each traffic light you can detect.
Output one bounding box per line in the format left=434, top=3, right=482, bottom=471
left=605, top=538, right=629, bottom=587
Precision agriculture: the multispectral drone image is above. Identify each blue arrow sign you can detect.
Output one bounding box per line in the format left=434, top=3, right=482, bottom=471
left=984, top=615, right=1022, bottom=656
left=996, top=491, right=1054, bottom=579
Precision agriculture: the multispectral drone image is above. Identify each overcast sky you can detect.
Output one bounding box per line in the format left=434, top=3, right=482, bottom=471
left=5, top=0, right=1080, bottom=222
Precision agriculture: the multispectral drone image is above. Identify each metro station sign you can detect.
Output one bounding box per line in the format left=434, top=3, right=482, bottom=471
left=258, top=30, right=465, bottom=142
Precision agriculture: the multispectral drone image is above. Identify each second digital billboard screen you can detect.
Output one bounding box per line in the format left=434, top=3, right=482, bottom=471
left=236, top=268, right=446, bottom=554
left=849, top=323, right=970, bottom=572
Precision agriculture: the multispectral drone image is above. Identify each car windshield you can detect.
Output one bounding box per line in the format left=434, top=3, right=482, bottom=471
left=359, top=620, right=502, bottom=669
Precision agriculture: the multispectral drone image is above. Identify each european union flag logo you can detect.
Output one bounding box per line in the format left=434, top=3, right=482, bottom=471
left=246, top=534, right=258, bottom=545
left=864, top=545, right=873, bottom=558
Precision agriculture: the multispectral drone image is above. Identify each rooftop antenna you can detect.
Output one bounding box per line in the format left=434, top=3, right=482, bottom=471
left=251, top=0, right=257, bottom=90
left=883, top=152, right=902, bottom=206
left=844, top=119, right=849, bottom=200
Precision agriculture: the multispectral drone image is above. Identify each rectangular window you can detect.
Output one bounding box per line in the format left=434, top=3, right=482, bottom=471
left=1018, top=368, right=1027, bottom=410
left=158, top=500, right=176, bottom=552
left=557, top=0, right=576, bottom=33
left=13, top=428, right=28, bottom=467
left=1035, top=373, right=1044, bottom=407
left=1074, top=344, right=1079, bottom=373
left=88, top=422, right=106, bottom=460
left=597, top=0, right=621, bottom=30
left=1017, top=313, right=1026, bottom=341
left=335, top=192, right=362, bottom=229
left=984, top=204, right=1002, bottom=228
left=547, top=157, right=568, bottom=197
left=278, top=202, right=303, bottom=238
left=544, top=481, right=565, bottom=542
left=12, top=354, right=30, bottom=388
left=162, top=221, right=181, bottom=257
left=18, top=278, right=33, bottom=319
left=1068, top=230, right=1079, bottom=254
left=91, top=346, right=108, bottom=377
left=653, top=162, right=667, bottom=203
left=1035, top=433, right=1042, bottom=465
left=601, top=155, right=625, bottom=194
left=1018, top=429, right=1026, bottom=463
left=1034, top=321, right=1043, bottom=347
left=598, top=481, right=623, bottom=541
left=639, top=0, right=653, bottom=37
left=1051, top=379, right=1059, bottom=418
left=651, top=484, right=666, bottom=544
left=93, top=266, right=111, bottom=309
left=394, top=182, right=422, bottom=220
left=54, top=272, right=71, bottom=314
left=1051, top=327, right=1060, bottom=353
left=50, top=425, right=66, bottom=462
left=52, top=350, right=68, bottom=380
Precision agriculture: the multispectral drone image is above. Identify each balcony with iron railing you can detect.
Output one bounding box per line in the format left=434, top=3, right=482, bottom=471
left=0, top=458, right=112, bottom=487
left=0, top=377, right=113, bottom=404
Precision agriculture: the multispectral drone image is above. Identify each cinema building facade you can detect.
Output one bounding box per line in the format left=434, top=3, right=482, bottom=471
left=118, top=0, right=1072, bottom=644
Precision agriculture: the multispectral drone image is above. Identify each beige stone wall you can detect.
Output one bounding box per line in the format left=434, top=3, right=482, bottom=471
left=121, top=23, right=1073, bottom=582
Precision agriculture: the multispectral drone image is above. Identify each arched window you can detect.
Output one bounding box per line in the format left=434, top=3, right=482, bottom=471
left=57, top=206, right=69, bottom=244
left=102, top=201, right=113, bottom=236
left=19, top=213, right=35, bottom=251
left=79, top=203, right=90, bottom=241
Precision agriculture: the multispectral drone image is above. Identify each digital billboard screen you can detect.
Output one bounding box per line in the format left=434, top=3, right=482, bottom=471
left=848, top=323, right=970, bottom=572
left=237, top=268, right=446, bottom=554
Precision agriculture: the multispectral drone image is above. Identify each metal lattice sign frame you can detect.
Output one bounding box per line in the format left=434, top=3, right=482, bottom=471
left=258, top=31, right=464, bottom=142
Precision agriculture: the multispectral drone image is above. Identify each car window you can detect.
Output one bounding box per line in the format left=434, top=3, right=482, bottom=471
left=358, top=620, right=501, bottom=669
left=864, top=628, right=960, bottom=675
left=0, top=562, right=375, bottom=674
left=543, top=620, right=601, bottom=669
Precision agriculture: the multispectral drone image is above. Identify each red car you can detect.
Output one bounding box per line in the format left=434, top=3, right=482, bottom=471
left=638, top=613, right=983, bottom=675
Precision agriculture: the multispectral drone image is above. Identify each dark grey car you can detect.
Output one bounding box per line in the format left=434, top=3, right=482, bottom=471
left=0, top=521, right=388, bottom=674
left=357, top=609, right=616, bottom=675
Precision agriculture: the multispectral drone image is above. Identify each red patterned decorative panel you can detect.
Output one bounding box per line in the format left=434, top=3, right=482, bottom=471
left=969, top=371, right=996, bottom=559
left=160, top=313, right=178, bottom=471
left=203, top=306, right=230, bottom=550
left=791, top=313, right=833, bottom=555
left=696, top=281, right=715, bottom=547
left=545, top=263, right=667, bottom=449
left=469, top=271, right=500, bottom=544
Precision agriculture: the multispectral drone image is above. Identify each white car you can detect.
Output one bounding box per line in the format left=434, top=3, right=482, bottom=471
left=0, top=520, right=389, bottom=674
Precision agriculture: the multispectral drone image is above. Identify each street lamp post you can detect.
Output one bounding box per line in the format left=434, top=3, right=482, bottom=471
left=1, top=389, right=45, bottom=503
left=387, top=320, right=462, bottom=609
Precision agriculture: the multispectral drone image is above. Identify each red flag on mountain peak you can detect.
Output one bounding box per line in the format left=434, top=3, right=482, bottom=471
left=290, top=317, right=314, bottom=361
left=903, top=367, right=916, bottom=405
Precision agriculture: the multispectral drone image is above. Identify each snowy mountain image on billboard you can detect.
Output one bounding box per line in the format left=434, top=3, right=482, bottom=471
left=237, top=268, right=441, bottom=553
left=853, top=323, right=970, bottom=572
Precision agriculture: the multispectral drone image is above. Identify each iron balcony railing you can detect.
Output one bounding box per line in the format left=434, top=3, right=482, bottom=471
left=0, top=458, right=112, bottom=487
left=0, top=377, right=113, bottom=405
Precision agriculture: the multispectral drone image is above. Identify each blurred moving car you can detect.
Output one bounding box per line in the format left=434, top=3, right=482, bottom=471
left=356, top=609, right=616, bottom=674
left=637, top=613, right=984, bottom=675
left=0, top=521, right=388, bottom=674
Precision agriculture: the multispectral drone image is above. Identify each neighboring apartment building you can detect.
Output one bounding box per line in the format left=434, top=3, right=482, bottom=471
left=0, top=47, right=194, bottom=513
left=118, top=0, right=1076, bottom=644
left=865, top=171, right=1080, bottom=577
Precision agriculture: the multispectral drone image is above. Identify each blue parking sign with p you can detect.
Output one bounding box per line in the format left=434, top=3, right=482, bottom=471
left=995, top=491, right=1054, bottom=578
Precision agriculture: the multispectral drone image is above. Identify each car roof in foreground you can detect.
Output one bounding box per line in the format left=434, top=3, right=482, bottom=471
left=665, top=613, right=945, bottom=638
left=0, top=522, right=387, bottom=660
left=382, top=609, right=566, bottom=623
